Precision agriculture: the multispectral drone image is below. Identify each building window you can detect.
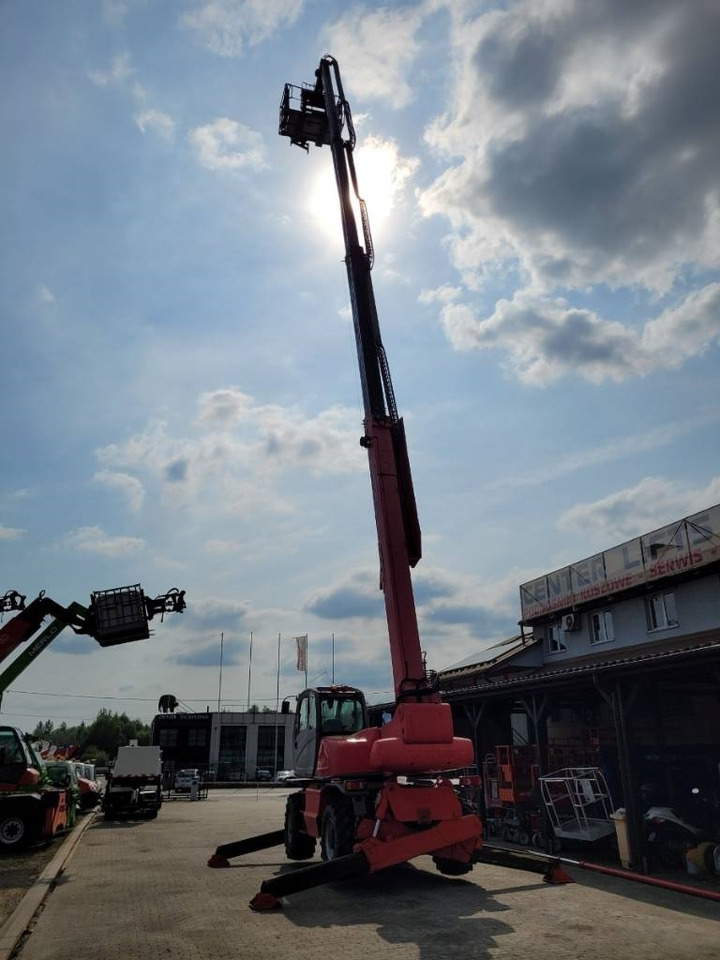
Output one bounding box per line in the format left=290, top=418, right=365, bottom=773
left=548, top=624, right=567, bottom=654
left=187, top=727, right=207, bottom=748
left=219, top=725, right=246, bottom=780
left=590, top=610, right=614, bottom=645
left=158, top=728, right=177, bottom=747
left=257, top=725, right=285, bottom=771
left=646, top=591, right=678, bottom=631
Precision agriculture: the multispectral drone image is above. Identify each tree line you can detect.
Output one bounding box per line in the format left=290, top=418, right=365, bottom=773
left=31, top=708, right=151, bottom=767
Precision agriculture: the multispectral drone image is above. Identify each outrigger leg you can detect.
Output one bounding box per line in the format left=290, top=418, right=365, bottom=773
left=207, top=829, right=285, bottom=868
left=250, top=853, right=371, bottom=911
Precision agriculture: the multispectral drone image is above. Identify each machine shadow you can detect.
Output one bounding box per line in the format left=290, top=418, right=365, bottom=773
left=279, top=861, right=515, bottom=960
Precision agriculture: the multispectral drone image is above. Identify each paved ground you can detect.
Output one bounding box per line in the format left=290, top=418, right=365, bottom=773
left=0, top=844, right=58, bottom=930
left=10, top=789, right=720, bottom=960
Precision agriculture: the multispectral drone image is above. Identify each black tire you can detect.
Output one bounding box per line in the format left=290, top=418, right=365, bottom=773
left=433, top=856, right=474, bottom=876
left=284, top=792, right=316, bottom=861
left=0, top=808, right=38, bottom=851
left=320, top=797, right=356, bottom=862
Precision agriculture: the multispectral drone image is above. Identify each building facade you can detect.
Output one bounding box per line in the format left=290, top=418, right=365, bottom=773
left=438, top=503, right=720, bottom=870
left=150, top=709, right=295, bottom=781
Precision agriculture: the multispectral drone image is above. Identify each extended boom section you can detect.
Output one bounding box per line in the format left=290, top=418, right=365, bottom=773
left=210, top=55, right=484, bottom=909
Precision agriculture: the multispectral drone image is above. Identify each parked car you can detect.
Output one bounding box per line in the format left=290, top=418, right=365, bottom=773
left=275, top=770, right=294, bottom=782
left=254, top=768, right=273, bottom=782
left=174, top=768, right=200, bottom=792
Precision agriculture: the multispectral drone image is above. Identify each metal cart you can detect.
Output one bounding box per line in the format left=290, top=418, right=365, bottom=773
left=539, top=767, right=615, bottom=843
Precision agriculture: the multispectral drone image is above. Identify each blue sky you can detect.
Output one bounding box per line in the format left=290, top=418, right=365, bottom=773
left=1, top=0, right=719, bottom=730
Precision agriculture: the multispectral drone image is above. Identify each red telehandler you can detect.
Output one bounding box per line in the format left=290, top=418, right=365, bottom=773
left=208, top=56, right=486, bottom=909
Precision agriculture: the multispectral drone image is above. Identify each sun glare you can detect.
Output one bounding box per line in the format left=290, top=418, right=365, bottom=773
left=307, top=136, right=418, bottom=245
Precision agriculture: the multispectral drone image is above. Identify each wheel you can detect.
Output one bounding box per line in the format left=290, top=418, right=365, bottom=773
left=284, top=792, right=316, bottom=861
left=0, top=808, right=38, bottom=851
left=320, top=797, right=356, bottom=861
left=433, top=856, right=473, bottom=876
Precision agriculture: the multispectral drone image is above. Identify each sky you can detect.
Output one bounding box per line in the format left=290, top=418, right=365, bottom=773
left=1, top=0, right=719, bottom=732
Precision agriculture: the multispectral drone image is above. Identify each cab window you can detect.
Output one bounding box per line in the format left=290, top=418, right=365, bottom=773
left=297, top=694, right=316, bottom=732
left=320, top=697, right=365, bottom=734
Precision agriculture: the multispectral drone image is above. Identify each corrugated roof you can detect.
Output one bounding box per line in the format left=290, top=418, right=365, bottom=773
left=441, top=630, right=720, bottom=698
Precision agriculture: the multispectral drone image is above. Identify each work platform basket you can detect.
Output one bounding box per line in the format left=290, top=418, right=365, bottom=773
left=91, top=584, right=150, bottom=647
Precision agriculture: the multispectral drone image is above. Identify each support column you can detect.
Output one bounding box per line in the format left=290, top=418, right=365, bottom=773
left=462, top=700, right=486, bottom=768
left=594, top=676, right=643, bottom=870
left=521, top=693, right=549, bottom=777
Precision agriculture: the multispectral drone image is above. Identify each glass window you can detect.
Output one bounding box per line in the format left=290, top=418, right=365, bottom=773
left=590, top=610, right=614, bottom=645
left=219, top=726, right=246, bottom=766
left=257, top=725, right=284, bottom=770
left=158, top=728, right=178, bottom=747
left=646, top=592, right=679, bottom=630
left=548, top=624, right=567, bottom=654
left=0, top=729, right=25, bottom=764
left=320, top=696, right=365, bottom=734
left=298, top=694, right=316, bottom=732
left=187, top=727, right=207, bottom=747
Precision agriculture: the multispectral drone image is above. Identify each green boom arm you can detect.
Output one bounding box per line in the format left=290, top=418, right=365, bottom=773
left=0, top=602, right=87, bottom=711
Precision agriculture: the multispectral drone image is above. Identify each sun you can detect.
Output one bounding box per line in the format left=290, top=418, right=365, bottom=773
left=307, top=136, right=418, bottom=245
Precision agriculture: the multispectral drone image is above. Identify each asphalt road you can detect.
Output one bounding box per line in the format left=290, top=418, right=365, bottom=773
left=10, top=789, right=720, bottom=960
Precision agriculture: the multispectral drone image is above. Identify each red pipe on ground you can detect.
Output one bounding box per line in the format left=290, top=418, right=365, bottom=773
left=548, top=854, right=720, bottom=904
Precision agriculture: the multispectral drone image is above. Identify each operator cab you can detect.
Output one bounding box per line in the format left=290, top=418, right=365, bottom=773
left=292, top=686, right=368, bottom=778
left=0, top=726, right=42, bottom=789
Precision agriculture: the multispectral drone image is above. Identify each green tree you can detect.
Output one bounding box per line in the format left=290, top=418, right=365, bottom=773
left=81, top=744, right=109, bottom=766
left=31, top=709, right=150, bottom=759
left=31, top=719, right=56, bottom=741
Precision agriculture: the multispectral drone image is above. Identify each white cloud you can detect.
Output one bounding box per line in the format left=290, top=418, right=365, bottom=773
left=418, top=285, right=461, bottom=305
left=88, top=54, right=175, bottom=146
left=0, top=525, right=26, bottom=541
left=496, top=412, right=720, bottom=490
left=64, top=526, right=146, bottom=557
left=182, top=0, right=303, bottom=57
left=188, top=118, right=266, bottom=171
left=321, top=6, right=425, bottom=109
left=102, top=0, right=128, bottom=25
left=95, top=387, right=364, bottom=515
left=88, top=52, right=134, bottom=87
left=134, top=108, right=176, bottom=141
left=439, top=283, right=720, bottom=385
left=93, top=470, right=145, bottom=513
left=418, top=0, right=720, bottom=380
left=557, top=475, right=720, bottom=545
left=36, top=284, right=55, bottom=304
left=422, top=0, right=720, bottom=290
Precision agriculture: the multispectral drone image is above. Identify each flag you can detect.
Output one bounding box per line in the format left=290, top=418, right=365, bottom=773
left=294, top=634, right=308, bottom=672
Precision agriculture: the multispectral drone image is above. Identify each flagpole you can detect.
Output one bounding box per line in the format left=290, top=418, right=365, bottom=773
left=274, top=632, right=281, bottom=777
left=246, top=631, right=253, bottom=711
left=305, top=634, right=308, bottom=689
left=331, top=632, right=335, bottom=684
left=217, top=631, right=224, bottom=712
